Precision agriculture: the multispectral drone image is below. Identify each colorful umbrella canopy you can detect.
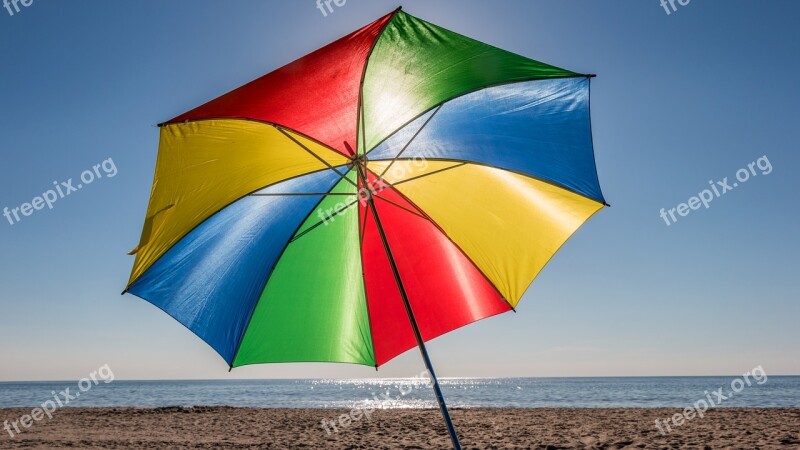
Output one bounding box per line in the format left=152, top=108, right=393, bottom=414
left=125, top=7, right=606, bottom=448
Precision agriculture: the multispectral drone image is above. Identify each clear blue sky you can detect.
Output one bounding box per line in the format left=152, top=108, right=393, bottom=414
left=1, top=0, right=798, bottom=381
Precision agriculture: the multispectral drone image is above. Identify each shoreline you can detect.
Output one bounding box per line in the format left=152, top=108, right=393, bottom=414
left=2, top=407, right=799, bottom=448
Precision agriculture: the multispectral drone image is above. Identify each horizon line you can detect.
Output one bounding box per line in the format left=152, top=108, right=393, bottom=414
left=2, top=374, right=798, bottom=384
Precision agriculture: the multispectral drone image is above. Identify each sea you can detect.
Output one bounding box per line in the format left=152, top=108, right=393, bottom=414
left=1, top=377, right=798, bottom=409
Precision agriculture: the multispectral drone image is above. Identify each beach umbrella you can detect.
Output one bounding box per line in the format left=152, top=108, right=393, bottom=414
left=124, top=7, right=607, bottom=449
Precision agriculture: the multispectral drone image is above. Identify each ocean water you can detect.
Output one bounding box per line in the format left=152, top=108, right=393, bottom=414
left=1, top=377, right=798, bottom=409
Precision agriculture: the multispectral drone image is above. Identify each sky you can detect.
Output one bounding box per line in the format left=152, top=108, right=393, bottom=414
left=0, top=0, right=798, bottom=381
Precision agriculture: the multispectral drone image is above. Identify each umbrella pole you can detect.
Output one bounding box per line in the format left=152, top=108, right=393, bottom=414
left=361, top=174, right=462, bottom=450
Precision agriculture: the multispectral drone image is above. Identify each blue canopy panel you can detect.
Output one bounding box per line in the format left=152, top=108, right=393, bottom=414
left=366, top=77, right=605, bottom=204
left=127, top=168, right=348, bottom=365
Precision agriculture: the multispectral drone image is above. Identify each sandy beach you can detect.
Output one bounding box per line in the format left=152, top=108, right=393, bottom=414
left=1, top=407, right=798, bottom=449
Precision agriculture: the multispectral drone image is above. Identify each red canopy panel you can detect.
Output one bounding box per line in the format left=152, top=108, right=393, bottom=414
left=167, top=11, right=397, bottom=157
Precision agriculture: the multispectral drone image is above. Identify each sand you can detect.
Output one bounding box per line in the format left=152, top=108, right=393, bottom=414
left=1, top=407, right=798, bottom=449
